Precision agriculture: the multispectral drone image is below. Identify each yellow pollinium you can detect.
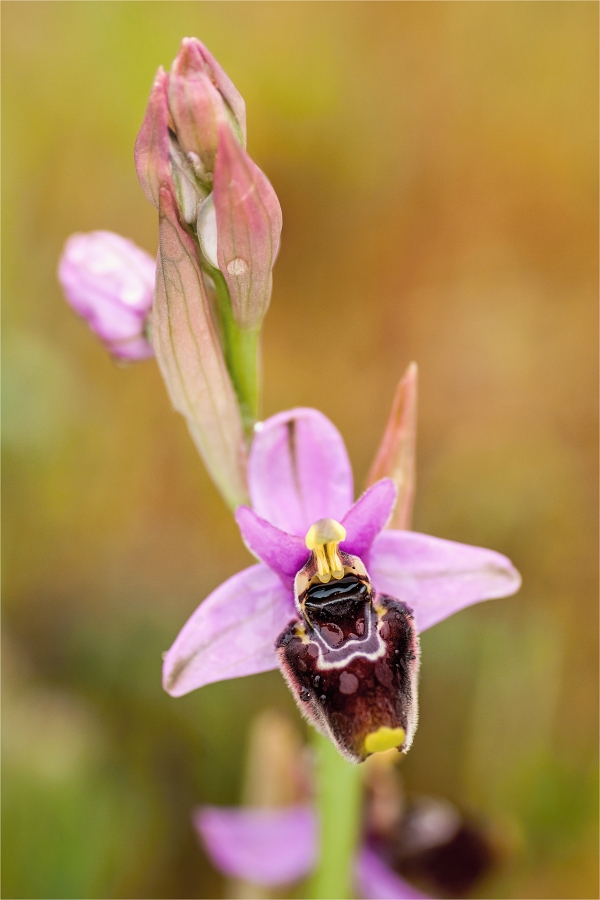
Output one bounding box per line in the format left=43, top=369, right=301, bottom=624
left=305, top=518, right=346, bottom=583
left=364, top=726, right=406, bottom=755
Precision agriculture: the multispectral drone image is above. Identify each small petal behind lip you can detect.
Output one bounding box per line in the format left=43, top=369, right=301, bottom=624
left=341, top=479, right=398, bottom=562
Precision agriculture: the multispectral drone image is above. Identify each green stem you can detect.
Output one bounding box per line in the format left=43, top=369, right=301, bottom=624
left=308, top=732, right=363, bottom=899
left=211, top=267, right=260, bottom=435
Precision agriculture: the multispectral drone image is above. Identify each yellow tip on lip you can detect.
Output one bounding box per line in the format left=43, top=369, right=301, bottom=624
left=364, top=726, right=406, bottom=755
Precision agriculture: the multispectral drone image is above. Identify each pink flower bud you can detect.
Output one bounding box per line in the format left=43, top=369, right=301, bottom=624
left=169, top=51, right=228, bottom=177
left=58, top=231, right=155, bottom=361
left=213, top=122, right=282, bottom=330
left=367, top=363, right=418, bottom=529
left=173, top=37, right=246, bottom=146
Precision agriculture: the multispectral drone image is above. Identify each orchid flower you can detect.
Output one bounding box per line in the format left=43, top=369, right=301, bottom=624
left=163, top=403, right=521, bottom=763
left=194, top=804, right=429, bottom=900
left=58, top=231, right=155, bottom=360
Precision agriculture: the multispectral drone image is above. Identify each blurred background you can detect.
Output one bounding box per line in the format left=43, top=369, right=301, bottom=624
left=2, top=3, right=598, bottom=898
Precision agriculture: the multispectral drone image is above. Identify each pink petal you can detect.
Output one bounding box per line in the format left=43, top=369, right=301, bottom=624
left=355, top=847, right=429, bottom=900
left=369, top=531, right=522, bottom=632
left=341, top=479, right=397, bottom=563
left=108, top=335, right=155, bottom=361
left=163, top=564, right=295, bottom=696
left=248, top=408, right=354, bottom=536
left=213, top=121, right=282, bottom=330
left=154, top=186, right=248, bottom=509
left=367, top=362, right=418, bottom=530
left=236, top=506, right=309, bottom=587
left=134, top=67, right=173, bottom=209
left=194, top=805, right=317, bottom=886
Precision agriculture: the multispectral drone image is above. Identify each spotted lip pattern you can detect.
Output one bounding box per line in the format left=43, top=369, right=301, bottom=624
left=277, top=593, right=420, bottom=764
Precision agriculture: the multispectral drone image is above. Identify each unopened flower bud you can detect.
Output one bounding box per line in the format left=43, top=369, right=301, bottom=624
left=213, top=122, right=282, bottom=330
left=58, top=231, right=155, bottom=360
left=168, top=64, right=225, bottom=179
left=172, top=37, right=246, bottom=147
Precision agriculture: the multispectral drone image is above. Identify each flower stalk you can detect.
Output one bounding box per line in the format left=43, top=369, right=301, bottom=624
left=308, top=731, right=363, bottom=900
left=207, top=265, right=260, bottom=432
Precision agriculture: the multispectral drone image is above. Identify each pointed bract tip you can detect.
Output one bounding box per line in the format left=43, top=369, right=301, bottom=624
left=367, top=362, right=418, bottom=530
left=134, top=66, right=172, bottom=208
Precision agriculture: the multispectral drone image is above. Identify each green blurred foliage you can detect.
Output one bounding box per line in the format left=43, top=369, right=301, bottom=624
left=2, top=3, right=597, bottom=898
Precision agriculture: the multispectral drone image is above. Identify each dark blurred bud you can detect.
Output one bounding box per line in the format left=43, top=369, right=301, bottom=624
left=395, top=797, right=498, bottom=897
left=366, top=786, right=499, bottom=899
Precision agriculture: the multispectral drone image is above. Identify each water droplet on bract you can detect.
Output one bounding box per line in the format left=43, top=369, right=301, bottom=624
left=299, top=688, right=311, bottom=702
left=227, top=257, right=249, bottom=276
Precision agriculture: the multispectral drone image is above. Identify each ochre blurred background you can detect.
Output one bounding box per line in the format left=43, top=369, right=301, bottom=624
left=2, top=3, right=598, bottom=898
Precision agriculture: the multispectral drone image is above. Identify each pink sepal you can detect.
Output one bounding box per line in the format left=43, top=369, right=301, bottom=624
left=163, top=564, right=294, bottom=696
left=248, top=408, right=354, bottom=537
left=369, top=529, right=522, bottom=632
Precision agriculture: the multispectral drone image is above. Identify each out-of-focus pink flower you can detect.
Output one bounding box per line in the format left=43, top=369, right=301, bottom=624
left=193, top=804, right=429, bottom=899
left=58, top=231, right=155, bottom=360
left=194, top=806, right=317, bottom=887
